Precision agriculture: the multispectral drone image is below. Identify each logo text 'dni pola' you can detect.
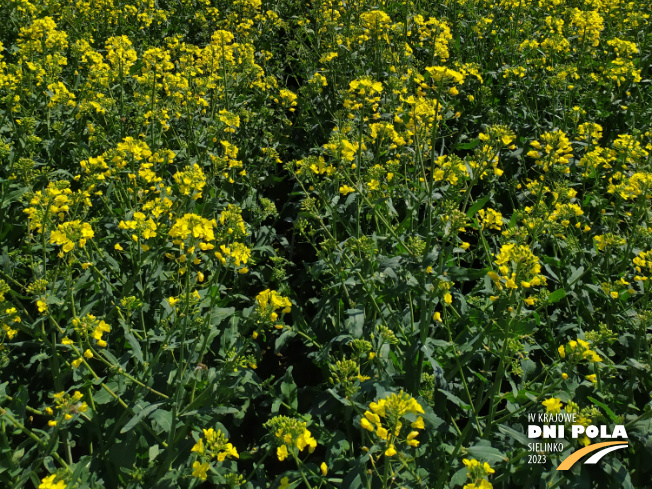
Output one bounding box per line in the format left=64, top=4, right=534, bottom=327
left=527, top=412, right=628, bottom=470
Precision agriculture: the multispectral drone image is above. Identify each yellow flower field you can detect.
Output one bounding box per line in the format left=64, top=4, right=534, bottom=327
left=1, top=0, right=651, bottom=487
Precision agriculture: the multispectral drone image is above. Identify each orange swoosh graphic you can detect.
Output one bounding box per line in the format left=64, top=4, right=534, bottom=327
left=557, top=441, right=628, bottom=470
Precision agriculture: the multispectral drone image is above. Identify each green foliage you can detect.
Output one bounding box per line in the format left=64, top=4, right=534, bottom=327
left=1, top=0, right=652, bottom=488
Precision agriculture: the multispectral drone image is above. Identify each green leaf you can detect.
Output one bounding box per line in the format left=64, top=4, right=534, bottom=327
left=619, top=290, right=631, bottom=301
left=450, top=467, right=468, bottom=487
left=455, top=139, right=481, bottom=150
left=210, top=307, right=236, bottom=326
left=94, top=383, right=118, bottom=405
left=275, top=329, right=297, bottom=352
left=148, top=444, right=159, bottom=462
left=441, top=389, right=469, bottom=409
left=446, top=266, right=490, bottom=281
left=102, top=253, right=121, bottom=273
left=531, top=311, right=541, bottom=326
left=587, top=396, right=620, bottom=423
left=547, top=289, right=566, bottom=304
left=625, top=358, right=649, bottom=371
left=327, top=431, right=351, bottom=458
left=344, top=308, right=364, bottom=338
left=0, top=187, right=29, bottom=209
left=341, top=469, right=363, bottom=489
left=466, top=442, right=508, bottom=464
left=498, top=424, right=531, bottom=447
left=150, top=409, right=173, bottom=433
left=474, top=371, right=489, bottom=383
left=121, top=402, right=160, bottom=433
left=567, top=266, right=585, bottom=286
left=120, top=320, right=144, bottom=364
left=466, top=194, right=492, bottom=218
left=280, top=367, right=298, bottom=410
left=511, top=320, right=535, bottom=335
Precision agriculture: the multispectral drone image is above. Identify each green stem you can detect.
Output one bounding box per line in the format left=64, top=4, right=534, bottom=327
left=0, top=407, right=70, bottom=470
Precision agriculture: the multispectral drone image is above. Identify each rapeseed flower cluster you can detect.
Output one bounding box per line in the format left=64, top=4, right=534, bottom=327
left=105, top=35, right=138, bottom=72
left=360, top=391, right=425, bottom=457
left=255, top=289, right=291, bottom=331
left=558, top=338, right=603, bottom=382
left=432, top=154, right=468, bottom=186
left=45, top=390, right=88, bottom=427
left=547, top=202, right=584, bottom=230
left=412, top=15, right=453, bottom=60
left=478, top=208, right=503, bottom=231
left=612, top=134, right=649, bottom=167
left=18, top=17, right=68, bottom=85
left=329, top=358, right=370, bottom=397
left=527, top=130, right=573, bottom=173
left=578, top=146, right=615, bottom=177
left=23, top=182, right=79, bottom=233
left=478, top=125, right=516, bottom=150
left=448, top=125, right=515, bottom=181
left=488, top=243, right=546, bottom=290
left=0, top=301, right=21, bottom=340
left=542, top=399, right=601, bottom=446
left=190, top=428, right=239, bottom=480
left=49, top=220, right=95, bottom=254
left=0, top=280, right=9, bottom=304
left=115, top=137, right=153, bottom=165
left=214, top=242, right=251, bottom=271
left=173, top=164, right=207, bottom=200
left=542, top=397, right=563, bottom=414
left=558, top=337, right=603, bottom=364
left=578, top=122, right=603, bottom=145
left=295, top=156, right=336, bottom=177
left=264, top=416, right=317, bottom=461
left=38, top=474, right=67, bottom=489
left=218, top=109, right=241, bottom=133
left=71, top=314, right=111, bottom=348
left=462, top=458, right=495, bottom=489
left=594, top=234, right=627, bottom=251
left=344, top=77, right=383, bottom=119
left=425, top=65, right=465, bottom=88
left=169, top=214, right=216, bottom=244
left=276, top=89, right=298, bottom=112
left=324, top=132, right=365, bottom=163
left=368, top=121, right=406, bottom=149
left=118, top=212, right=158, bottom=242
left=401, top=96, right=443, bottom=141
left=1, top=299, right=21, bottom=340
left=359, top=10, right=393, bottom=44
left=2, top=0, right=652, bottom=485
left=218, top=204, right=247, bottom=239
left=633, top=250, right=652, bottom=281
left=608, top=171, right=652, bottom=200
left=569, top=9, right=604, bottom=47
